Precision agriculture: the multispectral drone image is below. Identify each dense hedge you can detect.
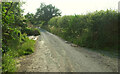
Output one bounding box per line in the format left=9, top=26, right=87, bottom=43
left=21, top=27, right=40, bottom=36
left=48, top=10, right=118, bottom=50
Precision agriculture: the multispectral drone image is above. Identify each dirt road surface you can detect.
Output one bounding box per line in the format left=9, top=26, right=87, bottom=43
left=18, top=29, right=118, bottom=72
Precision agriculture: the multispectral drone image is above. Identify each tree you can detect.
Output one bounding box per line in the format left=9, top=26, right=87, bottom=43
left=2, top=2, right=26, bottom=27
left=25, top=12, right=34, bottom=24
left=2, top=2, right=26, bottom=53
left=34, top=3, right=61, bottom=25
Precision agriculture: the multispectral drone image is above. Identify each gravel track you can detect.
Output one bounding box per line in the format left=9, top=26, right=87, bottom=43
left=18, top=29, right=118, bottom=72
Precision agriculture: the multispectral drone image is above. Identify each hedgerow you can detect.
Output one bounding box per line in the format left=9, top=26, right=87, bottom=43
left=48, top=9, right=118, bottom=50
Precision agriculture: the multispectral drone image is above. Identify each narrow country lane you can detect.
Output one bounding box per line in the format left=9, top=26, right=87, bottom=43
left=18, top=29, right=118, bottom=72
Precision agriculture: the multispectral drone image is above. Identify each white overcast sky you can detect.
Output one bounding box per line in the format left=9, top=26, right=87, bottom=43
left=21, top=0, right=120, bottom=16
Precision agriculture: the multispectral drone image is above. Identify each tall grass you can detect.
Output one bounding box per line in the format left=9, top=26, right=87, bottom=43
left=2, top=37, right=36, bottom=72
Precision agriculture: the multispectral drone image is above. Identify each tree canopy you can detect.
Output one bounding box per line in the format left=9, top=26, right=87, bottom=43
left=25, top=12, right=34, bottom=24
left=34, top=3, right=61, bottom=25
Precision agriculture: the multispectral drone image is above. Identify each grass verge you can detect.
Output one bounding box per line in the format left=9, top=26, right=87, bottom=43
left=2, top=38, right=36, bottom=72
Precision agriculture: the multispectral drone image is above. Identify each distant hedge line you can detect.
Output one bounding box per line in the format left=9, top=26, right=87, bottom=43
left=48, top=10, right=119, bottom=50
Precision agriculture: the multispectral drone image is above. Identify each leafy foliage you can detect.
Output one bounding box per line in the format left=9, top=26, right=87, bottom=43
left=33, top=3, right=61, bottom=25
left=25, top=13, right=34, bottom=24
left=21, top=27, right=40, bottom=36
left=18, top=39, right=35, bottom=56
left=2, top=2, right=39, bottom=72
left=48, top=10, right=118, bottom=50
left=2, top=53, right=16, bottom=72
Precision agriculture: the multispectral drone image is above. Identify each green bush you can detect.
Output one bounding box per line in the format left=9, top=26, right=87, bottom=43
left=18, top=39, right=35, bottom=56
left=2, top=2, right=38, bottom=72
left=48, top=9, right=118, bottom=50
left=2, top=38, right=36, bottom=72
left=21, top=27, right=40, bottom=36
left=2, top=53, right=16, bottom=72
